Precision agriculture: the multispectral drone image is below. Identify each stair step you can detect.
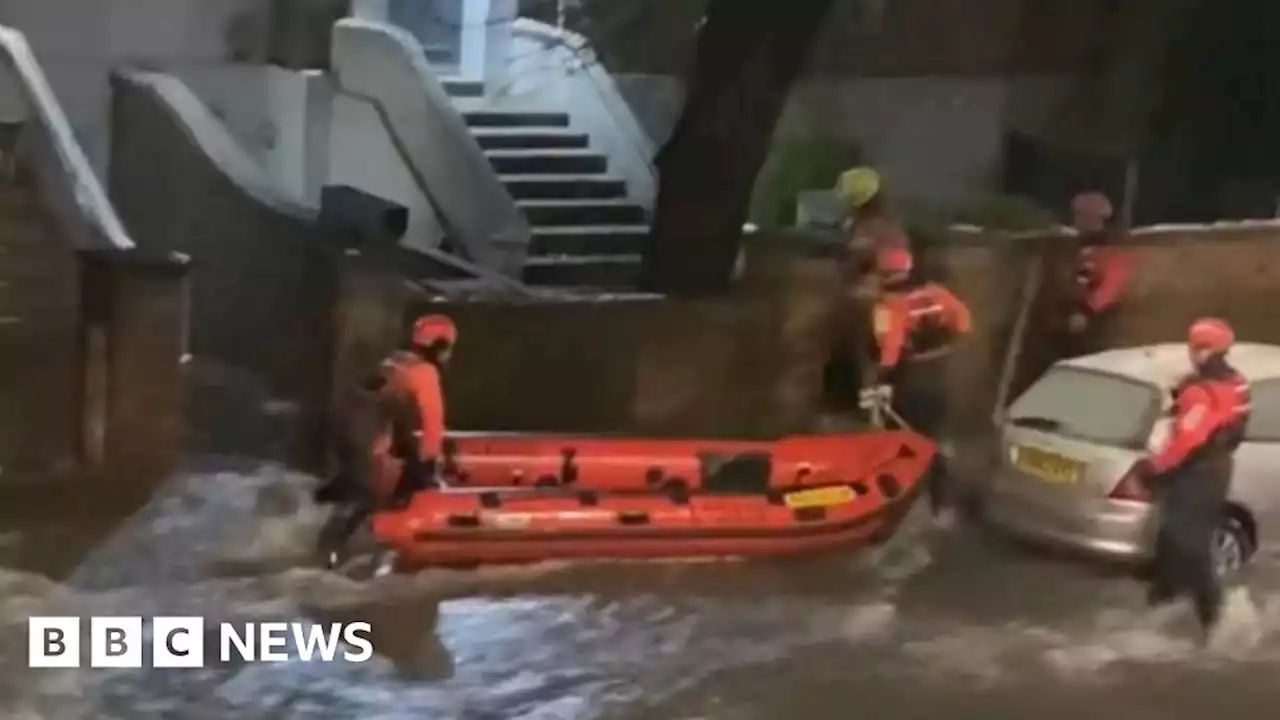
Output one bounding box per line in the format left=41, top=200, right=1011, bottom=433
left=502, top=174, right=626, bottom=200
left=423, top=44, right=455, bottom=65
left=441, top=78, right=484, bottom=98
left=530, top=225, right=649, bottom=256
left=463, top=110, right=570, bottom=128
left=517, top=199, right=646, bottom=226
left=474, top=129, right=589, bottom=150
left=522, top=254, right=642, bottom=289
left=488, top=149, right=606, bottom=175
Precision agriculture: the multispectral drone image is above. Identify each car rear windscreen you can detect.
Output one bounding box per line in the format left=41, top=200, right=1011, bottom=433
left=1006, top=367, right=1161, bottom=448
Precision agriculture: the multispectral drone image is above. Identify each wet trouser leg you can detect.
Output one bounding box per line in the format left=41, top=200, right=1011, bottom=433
left=389, top=456, right=437, bottom=508
left=317, top=497, right=373, bottom=564
left=1152, top=461, right=1230, bottom=630
left=891, top=359, right=950, bottom=514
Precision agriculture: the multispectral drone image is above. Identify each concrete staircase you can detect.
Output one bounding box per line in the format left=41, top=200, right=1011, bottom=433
left=0, top=168, right=80, bottom=476
left=445, top=95, right=648, bottom=290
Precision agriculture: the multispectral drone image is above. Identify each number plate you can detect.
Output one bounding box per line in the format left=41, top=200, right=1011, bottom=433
left=784, top=485, right=856, bottom=509
left=1013, top=445, right=1081, bottom=484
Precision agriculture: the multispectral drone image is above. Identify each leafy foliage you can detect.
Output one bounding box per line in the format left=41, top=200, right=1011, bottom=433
left=749, top=134, right=864, bottom=229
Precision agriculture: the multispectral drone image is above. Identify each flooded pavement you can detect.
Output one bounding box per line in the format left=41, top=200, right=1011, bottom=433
left=2, top=456, right=1278, bottom=719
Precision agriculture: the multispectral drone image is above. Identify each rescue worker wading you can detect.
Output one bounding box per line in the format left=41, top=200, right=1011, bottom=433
left=318, top=313, right=457, bottom=569
left=1133, top=318, right=1250, bottom=638
left=869, top=245, right=973, bottom=517
left=1063, top=191, right=1132, bottom=357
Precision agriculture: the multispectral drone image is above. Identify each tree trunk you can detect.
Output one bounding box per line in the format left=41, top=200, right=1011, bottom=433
left=639, top=0, right=837, bottom=296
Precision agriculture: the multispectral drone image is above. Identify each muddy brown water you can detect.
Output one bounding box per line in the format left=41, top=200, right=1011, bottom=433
left=1, top=456, right=1278, bottom=720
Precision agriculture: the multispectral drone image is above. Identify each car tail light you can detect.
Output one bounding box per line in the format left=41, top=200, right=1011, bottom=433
left=1108, top=463, right=1153, bottom=503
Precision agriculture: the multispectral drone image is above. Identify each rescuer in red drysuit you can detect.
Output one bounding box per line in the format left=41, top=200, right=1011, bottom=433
left=318, top=314, right=457, bottom=569
left=371, top=314, right=455, bottom=507
left=1132, top=318, right=1250, bottom=638
left=869, top=244, right=973, bottom=517
left=1062, top=191, right=1133, bottom=356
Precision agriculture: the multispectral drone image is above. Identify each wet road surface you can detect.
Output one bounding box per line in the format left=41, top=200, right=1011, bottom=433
left=2, top=456, right=1278, bottom=719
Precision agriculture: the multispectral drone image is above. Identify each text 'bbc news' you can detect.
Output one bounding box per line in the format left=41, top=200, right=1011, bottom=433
left=28, top=616, right=374, bottom=668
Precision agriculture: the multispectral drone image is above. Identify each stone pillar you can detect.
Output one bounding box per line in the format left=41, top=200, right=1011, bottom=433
left=79, top=248, right=190, bottom=493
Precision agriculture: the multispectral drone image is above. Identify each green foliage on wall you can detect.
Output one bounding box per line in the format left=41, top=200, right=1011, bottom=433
left=749, top=134, right=864, bottom=229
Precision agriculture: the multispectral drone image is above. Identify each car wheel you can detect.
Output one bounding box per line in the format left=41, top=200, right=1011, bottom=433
left=1212, top=514, right=1253, bottom=581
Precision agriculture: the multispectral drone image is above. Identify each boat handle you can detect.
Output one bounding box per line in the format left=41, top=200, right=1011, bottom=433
left=446, top=514, right=481, bottom=528
left=616, top=511, right=650, bottom=526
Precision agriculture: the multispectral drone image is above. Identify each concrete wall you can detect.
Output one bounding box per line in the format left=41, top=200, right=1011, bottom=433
left=109, top=71, right=335, bottom=470
left=613, top=73, right=1074, bottom=205
left=331, top=18, right=530, bottom=274
left=327, top=91, right=446, bottom=254
left=172, top=63, right=329, bottom=204
left=162, top=61, right=450, bottom=253
left=0, top=0, right=272, bottom=173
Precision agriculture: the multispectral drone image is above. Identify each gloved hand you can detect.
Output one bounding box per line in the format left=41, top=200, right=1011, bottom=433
left=857, top=384, right=894, bottom=410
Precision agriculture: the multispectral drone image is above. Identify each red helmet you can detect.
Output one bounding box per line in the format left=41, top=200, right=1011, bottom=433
left=411, top=314, right=457, bottom=347
left=1188, top=318, right=1233, bottom=354
left=1071, top=191, right=1113, bottom=220
left=876, top=247, right=913, bottom=275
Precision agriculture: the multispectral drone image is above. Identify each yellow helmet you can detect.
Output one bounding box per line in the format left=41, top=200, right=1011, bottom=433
left=835, top=167, right=881, bottom=209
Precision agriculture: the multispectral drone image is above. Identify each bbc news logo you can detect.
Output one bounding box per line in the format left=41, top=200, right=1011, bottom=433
left=28, top=617, right=374, bottom=668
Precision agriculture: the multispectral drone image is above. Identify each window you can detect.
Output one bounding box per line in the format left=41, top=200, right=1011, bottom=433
left=1006, top=367, right=1161, bottom=448
left=1245, top=378, right=1280, bottom=441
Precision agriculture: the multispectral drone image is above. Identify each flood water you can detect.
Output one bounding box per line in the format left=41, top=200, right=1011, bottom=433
left=2, top=455, right=1279, bottom=719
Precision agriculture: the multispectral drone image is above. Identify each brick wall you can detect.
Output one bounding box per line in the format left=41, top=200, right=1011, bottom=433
left=329, top=225, right=1280, bottom=447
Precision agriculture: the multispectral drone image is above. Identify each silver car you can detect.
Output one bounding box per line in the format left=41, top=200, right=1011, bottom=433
left=984, top=343, right=1280, bottom=575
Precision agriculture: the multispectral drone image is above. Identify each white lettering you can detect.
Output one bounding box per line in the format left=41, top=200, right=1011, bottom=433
left=219, top=625, right=255, bottom=662
left=342, top=622, right=373, bottom=662
left=259, top=622, right=290, bottom=662
left=291, top=624, right=343, bottom=662
left=151, top=617, right=204, bottom=668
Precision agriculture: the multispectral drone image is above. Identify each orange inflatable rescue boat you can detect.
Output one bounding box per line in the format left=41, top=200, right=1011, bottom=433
left=368, top=430, right=937, bottom=570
